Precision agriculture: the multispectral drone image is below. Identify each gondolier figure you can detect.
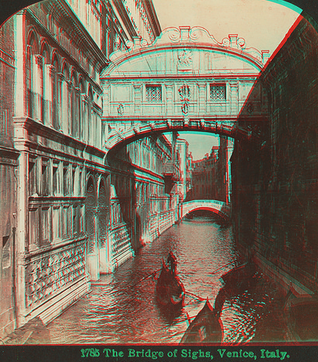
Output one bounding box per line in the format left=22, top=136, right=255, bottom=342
left=156, top=251, right=185, bottom=311
left=167, top=251, right=177, bottom=275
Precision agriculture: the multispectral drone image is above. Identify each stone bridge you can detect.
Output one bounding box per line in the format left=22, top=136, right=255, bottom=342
left=101, top=26, right=269, bottom=154
left=181, top=199, right=231, bottom=219
left=104, top=118, right=252, bottom=153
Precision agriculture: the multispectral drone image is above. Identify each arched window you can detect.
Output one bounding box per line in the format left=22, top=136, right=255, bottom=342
left=79, top=79, right=85, bottom=141
left=70, top=72, right=79, bottom=138
left=26, top=31, right=39, bottom=120
left=52, top=54, right=59, bottom=130
left=61, top=62, right=69, bottom=134
left=88, top=85, right=93, bottom=144
left=41, top=43, right=50, bottom=125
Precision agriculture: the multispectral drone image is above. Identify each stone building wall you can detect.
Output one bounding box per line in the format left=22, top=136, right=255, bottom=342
left=0, top=0, right=161, bottom=334
left=12, top=0, right=109, bottom=327
left=186, top=138, right=231, bottom=204
left=187, top=148, right=218, bottom=201
left=0, top=16, right=19, bottom=340
left=232, top=14, right=318, bottom=294
left=109, top=134, right=179, bottom=249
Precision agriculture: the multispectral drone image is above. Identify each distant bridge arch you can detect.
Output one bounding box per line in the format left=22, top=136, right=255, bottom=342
left=181, top=200, right=231, bottom=219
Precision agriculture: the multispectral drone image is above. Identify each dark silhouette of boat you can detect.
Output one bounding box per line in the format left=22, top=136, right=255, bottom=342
left=220, top=260, right=258, bottom=295
left=156, top=253, right=185, bottom=309
left=211, top=260, right=259, bottom=317
left=180, top=299, right=223, bottom=344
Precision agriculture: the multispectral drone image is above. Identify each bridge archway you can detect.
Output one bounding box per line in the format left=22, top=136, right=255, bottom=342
left=181, top=200, right=231, bottom=220
left=105, top=119, right=251, bottom=154
left=184, top=207, right=229, bottom=220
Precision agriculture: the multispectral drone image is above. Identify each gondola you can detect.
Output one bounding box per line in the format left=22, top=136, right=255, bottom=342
left=220, top=260, right=258, bottom=295
left=155, top=259, right=185, bottom=309
left=180, top=299, right=223, bottom=344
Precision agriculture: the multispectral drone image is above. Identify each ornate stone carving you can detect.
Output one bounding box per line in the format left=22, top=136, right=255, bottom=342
left=117, top=103, right=124, bottom=115
left=177, top=49, right=192, bottom=70
left=178, top=84, right=191, bottom=114
left=25, top=240, right=86, bottom=310
left=35, top=54, right=44, bottom=67
left=135, top=0, right=154, bottom=42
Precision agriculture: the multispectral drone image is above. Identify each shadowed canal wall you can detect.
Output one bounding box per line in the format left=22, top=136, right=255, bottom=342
left=232, top=14, right=318, bottom=297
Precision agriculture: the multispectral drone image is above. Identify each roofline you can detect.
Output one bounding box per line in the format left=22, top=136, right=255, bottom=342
left=102, top=43, right=264, bottom=77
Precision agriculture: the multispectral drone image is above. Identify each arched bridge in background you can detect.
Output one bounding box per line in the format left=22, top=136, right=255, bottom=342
left=181, top=199, right=231, bottom=219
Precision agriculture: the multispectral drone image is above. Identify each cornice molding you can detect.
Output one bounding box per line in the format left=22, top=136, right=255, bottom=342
left=0, top=145, right=20, bottom=162
left=13, top=116, right=105, bottom=159
left=101, top=73, right=258, bottom=81
left=141, top=0, right=161, bottom=37
left=112, top=0, right=137, bottom=38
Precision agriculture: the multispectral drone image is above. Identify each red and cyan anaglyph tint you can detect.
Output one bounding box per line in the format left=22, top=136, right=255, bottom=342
left=0, top=0, right=317, bottom=349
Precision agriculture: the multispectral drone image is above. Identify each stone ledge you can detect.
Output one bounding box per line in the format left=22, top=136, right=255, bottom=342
left=0, top=317, right=50, bottom=345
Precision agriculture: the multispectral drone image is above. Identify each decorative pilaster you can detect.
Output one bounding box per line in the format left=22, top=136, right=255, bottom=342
left=14, top=12, right=26, bottom=118
left=15, top=150, right=29, bottom=327
left=165, top=83, right=174, bottom=115
left=133, top=83, right=142, bottom=115
left=229, top=81, right=239, bottom=115
left=197, top=82, right=207, bottom=115
left=102, top=83, right=110, bottom=117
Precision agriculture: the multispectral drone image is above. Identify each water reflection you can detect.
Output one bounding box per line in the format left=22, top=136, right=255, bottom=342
left=47, top=216, right=285, bottom=344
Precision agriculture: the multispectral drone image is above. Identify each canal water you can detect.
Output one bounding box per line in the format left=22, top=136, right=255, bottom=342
left=47, top=216, right=286, bottom=344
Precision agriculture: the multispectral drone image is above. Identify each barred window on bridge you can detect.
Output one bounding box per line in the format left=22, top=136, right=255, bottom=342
left=146, top=85, right=162, bottom=102
left=210, top=84, right=226, bottom=101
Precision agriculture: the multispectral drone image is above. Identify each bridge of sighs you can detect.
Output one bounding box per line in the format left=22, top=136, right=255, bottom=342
left=101, top=26, right=269, bottom=153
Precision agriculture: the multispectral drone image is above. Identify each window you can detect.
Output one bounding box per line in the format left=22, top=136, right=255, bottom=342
left=29, top=159, right=37, bottom=196
left=63, top=164, right=69, bottom=196
left=79, top=205, right=84, bottom=233
left=41, top=160, right=49, bottom=196
left=210, top=84, right=226, bottom=101
left=79, top=171, right=82, bottom=196
left=72, top=168, right=76, bottom=196
left=29, top=208, right=39, bottom=248
left=53, top=163, right=59, bottom=195
left=52, top=207, right=61, bottom=241
left=41, top=207, right=50, bottom=245
left=62, top=206, right=68, bottom=239
left=146, top=85, right=162, bottom=102
left=73, top=205, right=78, bottom=236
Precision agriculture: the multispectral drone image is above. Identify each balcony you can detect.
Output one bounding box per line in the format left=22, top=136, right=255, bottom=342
left=163, top=162, right=180, bottom=182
